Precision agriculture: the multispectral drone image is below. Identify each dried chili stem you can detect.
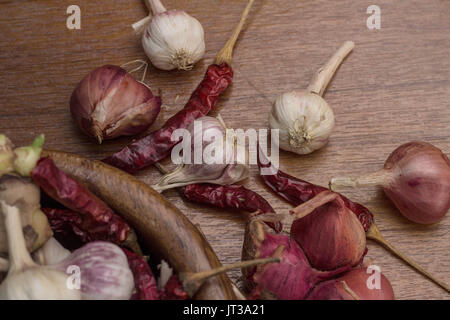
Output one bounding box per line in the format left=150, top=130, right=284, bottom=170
left=367, top=222, right=450, bottom=293
left=214, top=0, right=255, bottom=65
left=307, top=41, right=354, bottom=96
left=180, top=256, right=280, bottom=297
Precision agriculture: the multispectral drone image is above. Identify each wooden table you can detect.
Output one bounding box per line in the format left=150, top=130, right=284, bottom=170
left=0, top=0, right=449, bottom=299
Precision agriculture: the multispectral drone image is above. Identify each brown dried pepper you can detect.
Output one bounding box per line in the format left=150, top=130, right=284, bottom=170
left=257, top=151, right=373, bottom=231
left=103, top=64, right=233, bottom=173
left=31, top=157, right=130, bottom=244
left=183, top=184, right=283, bottom=232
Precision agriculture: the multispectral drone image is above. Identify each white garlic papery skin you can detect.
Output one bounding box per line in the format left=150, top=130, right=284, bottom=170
left=269, top=91, right=335, bottom=155
left=142, top=10, right=205, bottom=71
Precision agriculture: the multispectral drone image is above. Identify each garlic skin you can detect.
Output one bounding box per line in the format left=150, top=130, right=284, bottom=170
left=52, top=241, right=134, bottom=300
left=70, top=65, right=161, bottom=144
left=142, top=10, right=205, bottom=71
left=269, top=91, right=335, bottom=155
left=0, top=135, right=14, bottom=176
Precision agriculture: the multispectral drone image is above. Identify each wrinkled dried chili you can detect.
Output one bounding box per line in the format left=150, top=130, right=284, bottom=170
left=123, top=249, right=160, bottom=300
left=183, top=183, right=282, bottom=232
left=103, top=64, right=233, bottom=173
left=257, top=152, right=373, bottom=231
left=103, top=0, right=256, bottom=173
left=32, top=157, right=130, bottom=243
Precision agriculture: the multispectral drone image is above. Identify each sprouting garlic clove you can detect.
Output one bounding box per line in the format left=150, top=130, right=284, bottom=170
left=142, top=2, right=205, bottom=71
left=269, top=91, right=335, bottom=155
left=70, top=65, right=161, bottom=144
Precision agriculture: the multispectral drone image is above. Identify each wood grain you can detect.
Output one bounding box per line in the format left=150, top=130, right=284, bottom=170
left=0, top=0, right=449, bottom=299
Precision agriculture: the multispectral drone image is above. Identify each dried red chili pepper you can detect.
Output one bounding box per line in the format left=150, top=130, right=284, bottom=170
left=257, top=151, right=373, bottom=231
left=41, top=208, right=89, bottom=250
left=103, top=64, right=233, bottom=173
left=160, top=275, right=189, bottom=300
left=103, top=0, right=255, bottom=173
left=123, top=249, right=160, bottom=300
left=183, top=183, right=282, bottom=232
left=32, top=157, right=130, bottom=243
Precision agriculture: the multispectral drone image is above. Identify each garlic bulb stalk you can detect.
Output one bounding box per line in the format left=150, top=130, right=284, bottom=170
left=269, top=41, right=354, bottom=155
left=151, top=116, right=249, bottom=192
left=0, top=201, right=81, bottom=300
left=135, top=0, right=206, bottom=71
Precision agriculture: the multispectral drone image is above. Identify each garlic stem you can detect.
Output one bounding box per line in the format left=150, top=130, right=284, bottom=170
left=329, top=170, right=391, bottom=191
left=132, top=0, right=167, bottom=34
left=214, top=0, right=255, bottom=65
left=180, top=256, right=280, bottom=297
left=341, top=280, right=361, bottom=300
left=290, top=191, right=338, bottom=219
left=306, top=41, right=355, bottom=96
left=367, top=223, right=450, bottom=293
left=0, top=201, right=36, bottom=273
left=147, top=0, right=166, bottom=15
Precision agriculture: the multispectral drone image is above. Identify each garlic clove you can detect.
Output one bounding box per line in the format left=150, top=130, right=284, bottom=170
left=33, top=237, right=71, bottom=265
left=142, top=10, right=206, bottom=71
left=70, top=65, right=161, bottom=144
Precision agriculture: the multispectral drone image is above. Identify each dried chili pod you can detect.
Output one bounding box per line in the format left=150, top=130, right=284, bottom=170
left=123, top=249, right=160, bottom=300
left=32, top=158, right=130, bottom=245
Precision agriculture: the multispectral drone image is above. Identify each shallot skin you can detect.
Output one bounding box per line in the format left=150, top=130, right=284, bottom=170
left=70, top=65, right=161, bottom=143
left=307, top=267, right=395, bottom=300
left=291, top=194, right=367, bottom=271
left=383, top=142, right=450, bottom=224
left=242, top=220, right=349, bottom=300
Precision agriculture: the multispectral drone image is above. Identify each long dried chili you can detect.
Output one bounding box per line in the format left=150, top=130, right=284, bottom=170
left=183, top=183, right=282, bottom=232
left=103, top=0, right=255, bottom=173
left=257, top=151, right=373, bottom=231
left=103, top=64, right=233, bottom=173
left=123, top=249, right=160, bottom=300
left=32, top=157, right=130, bottom=244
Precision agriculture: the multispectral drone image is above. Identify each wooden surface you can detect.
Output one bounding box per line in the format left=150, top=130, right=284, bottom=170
left=0, top=0, right=449, bottom=299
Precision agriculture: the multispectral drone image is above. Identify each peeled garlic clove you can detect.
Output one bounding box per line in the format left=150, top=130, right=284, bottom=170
left=269, top=91, right=335, bottom=155
left=142, top=5, right=205, bottom=71
left=0, top=174, right=52, bottom=254
left=70, top=65, right=161, bottom=144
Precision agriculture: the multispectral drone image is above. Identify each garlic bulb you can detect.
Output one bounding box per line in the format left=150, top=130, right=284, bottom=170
left=152, top=116, right=249, bottom=192
left=270, top=91, right=335, bottom=154
left=269, top=41, right=354, bottom=155
left=51, top=241, right=134, bottom=300
left=0, top=201, right=81, bottom=300
left=140, top=0, right=205, bottom=70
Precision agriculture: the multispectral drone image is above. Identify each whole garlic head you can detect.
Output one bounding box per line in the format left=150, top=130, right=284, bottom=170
left=142, top=10, right=205, bottom=71
left=269, top=91, right=335, bottom=155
